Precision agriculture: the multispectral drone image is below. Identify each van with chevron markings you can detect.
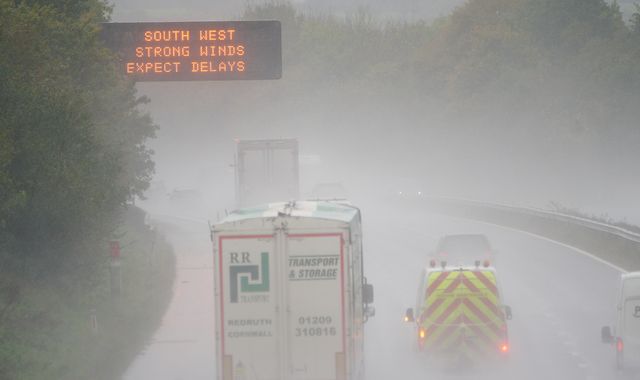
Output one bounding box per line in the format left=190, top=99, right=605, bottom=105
left=212, top=200, right=374, bottom=380
left=404, top=261, right=512, bottom=366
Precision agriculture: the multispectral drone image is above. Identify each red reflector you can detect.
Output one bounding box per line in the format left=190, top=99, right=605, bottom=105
left=336, top=352, right=346, bottom=380
left=617, top=338, right=624, bottom=352
left=222, top=355, right=233, bottom=380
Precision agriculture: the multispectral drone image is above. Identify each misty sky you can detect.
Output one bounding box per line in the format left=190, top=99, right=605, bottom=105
left=109, top=0, right=467, bottom=22
left=109, top=0, right=638, bottom=23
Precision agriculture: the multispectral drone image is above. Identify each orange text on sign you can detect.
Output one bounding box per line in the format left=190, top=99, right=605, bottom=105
left=191, top=60, right=245, bottom=73
left=126, top=62, right=182, bottom=74
left=198, top=29, right=236, bottom=41
left=144, top=30, right=190, bottom=42
left=136, top=46, right=190, bottom=58
left=199, top=45, right=245, bottom=57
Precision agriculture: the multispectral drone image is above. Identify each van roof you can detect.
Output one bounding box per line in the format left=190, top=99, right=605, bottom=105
left=622, top=272, right=640, bottom=280
left=424, top=265, right=497, bottom=274
left=220, top=200, right=360, bottom=224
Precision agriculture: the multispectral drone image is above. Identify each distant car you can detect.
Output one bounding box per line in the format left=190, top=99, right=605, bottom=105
left=166, top=188, right=209, bottom=218
left=602, top=272, right=640, bottom=370
left=168, top=188, right=203, bottom=203
left=431, top=234, right=495, bottom=266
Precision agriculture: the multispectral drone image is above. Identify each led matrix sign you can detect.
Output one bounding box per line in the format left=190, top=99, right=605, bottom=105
left=101, top=21, right=281, bottom=81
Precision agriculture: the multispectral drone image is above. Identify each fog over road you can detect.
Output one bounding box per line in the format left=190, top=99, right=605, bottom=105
left=364, top=199, right=623, bottom=380
left=123, top=214, right=214, bottom=380
left=125, top=198, right=627, bottom=379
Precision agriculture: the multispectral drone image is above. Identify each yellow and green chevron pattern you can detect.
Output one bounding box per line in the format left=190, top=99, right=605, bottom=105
left=417, top=270, right=508, bottom=360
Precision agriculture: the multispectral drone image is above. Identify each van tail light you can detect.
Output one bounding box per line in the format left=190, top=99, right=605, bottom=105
left=417, top=327, right=427, bottom=350
left=617, top=338, right=624, bottom=353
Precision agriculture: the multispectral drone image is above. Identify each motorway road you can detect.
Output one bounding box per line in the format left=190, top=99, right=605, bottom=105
left=123, top=199, right=628, bottom=380
left=363, top=199, right=624, bottom=380
left=122, top=214, right=215, bottom=380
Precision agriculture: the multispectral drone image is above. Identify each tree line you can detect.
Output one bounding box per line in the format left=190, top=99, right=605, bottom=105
left=1, top=1, right=161, bottom=377
left=200, top=0, right=640, bottom=194
left=240, top=0, right=640, bottom=135
left=0, top=0, right=155, bottom=280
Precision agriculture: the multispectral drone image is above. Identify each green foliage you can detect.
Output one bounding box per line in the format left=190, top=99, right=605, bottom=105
left=632, top=4, right=640, bottom=33
left=0, top=207, right=175, bottom=380
left=520, top=0, right=624, bottom=53
left=235, top=1, right=639, bottom=118
left=0, top=2, right=160, bottom=377
left=0, top=0, right=156, bottom=276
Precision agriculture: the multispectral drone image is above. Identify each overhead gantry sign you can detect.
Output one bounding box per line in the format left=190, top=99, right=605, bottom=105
left=101, top=21, right=281, bottom=81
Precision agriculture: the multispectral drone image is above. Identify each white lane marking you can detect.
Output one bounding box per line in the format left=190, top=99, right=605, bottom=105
left=520, top=231, right=628, bottom=274
left=451, top=218, right=628, bottom=274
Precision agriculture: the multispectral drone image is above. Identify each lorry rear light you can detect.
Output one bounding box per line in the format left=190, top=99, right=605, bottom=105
left=617, top=338, right=624, bottom=352
left=429, top=260, right=436, bottom=268
left=483, top=260, right=490, bottom=268
left=222, top=355, right=233, bottom=380
left=336, top=352, right=346, bottom=380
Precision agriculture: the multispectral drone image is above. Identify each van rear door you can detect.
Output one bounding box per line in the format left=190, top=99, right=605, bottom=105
left=623, top=296, right=640, bottom=354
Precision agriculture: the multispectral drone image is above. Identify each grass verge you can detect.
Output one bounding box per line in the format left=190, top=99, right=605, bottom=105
left=0, top=206, right=176, bottom=380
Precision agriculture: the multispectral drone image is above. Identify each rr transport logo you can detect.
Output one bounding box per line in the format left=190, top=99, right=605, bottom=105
left=229, top=252, right=270, bottom=303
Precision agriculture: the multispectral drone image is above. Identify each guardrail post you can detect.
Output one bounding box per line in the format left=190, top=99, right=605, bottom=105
left=90, top=308, right=98, bottom=335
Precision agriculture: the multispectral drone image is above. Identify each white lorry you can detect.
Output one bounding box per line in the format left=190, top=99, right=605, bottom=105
left=602, top=272, right=640, bottom=369
left=212, top=200, right=374, bottom=380
left=234, top=139, right=299, bottom=209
